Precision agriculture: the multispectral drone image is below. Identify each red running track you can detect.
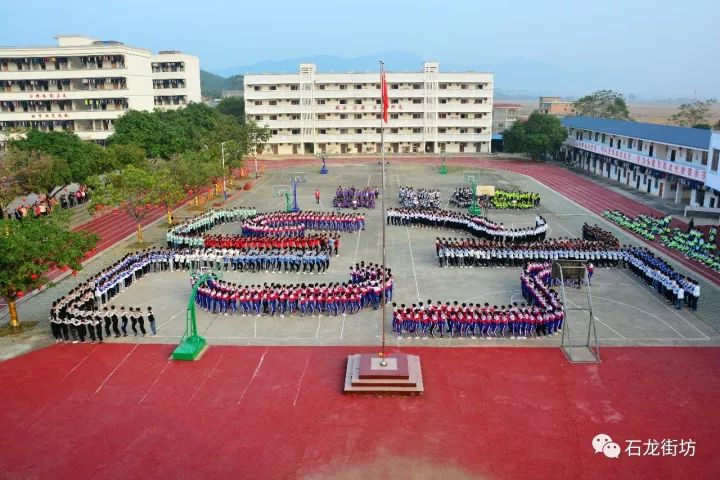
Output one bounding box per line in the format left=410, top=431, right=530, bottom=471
left=259, top=156, right=720, bottom=285
left=1, top=344, right=718, bottom=479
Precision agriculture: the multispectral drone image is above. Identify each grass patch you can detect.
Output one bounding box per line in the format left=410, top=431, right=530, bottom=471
left=0, top=321, right=39, bottom=337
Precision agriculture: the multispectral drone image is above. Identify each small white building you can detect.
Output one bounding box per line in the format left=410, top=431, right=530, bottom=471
left=0, top=35, right=201, bottom=142
left=244, top=62, right=493, bottom=156
left=561, top=116, right=720, bottom=209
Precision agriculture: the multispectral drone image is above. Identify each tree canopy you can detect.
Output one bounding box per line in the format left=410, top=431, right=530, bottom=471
left=503, top=112, right=568, bottom=161
left=668, top=99, right=717, bottom=128
left=216, top=96, right=245, bottom=123
left=1, top=147, right=70, bottom=200
left=0, top=210, right=97, bottom=326
left=573, top=90, right=631, bottom=119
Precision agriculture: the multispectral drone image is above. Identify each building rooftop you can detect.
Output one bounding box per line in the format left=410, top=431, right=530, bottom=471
left=493, top=103, right=523, bottom=109
left=561, top=116, right=713, bottom=150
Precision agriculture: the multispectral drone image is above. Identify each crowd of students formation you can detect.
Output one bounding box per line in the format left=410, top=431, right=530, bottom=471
left=333, top=185, right=379, bottom=209
left=392, top=262, right=563, bottom=339
left=194, top=263, right=394, bottom=317
left=387, top=208, right=548, bottom=243
left=398, top=186, right=441, bottom=209
left=603, top=209, right=719, bottom=272
left=51, top=182, right=709, bottom=344
left=449, top=187, right=540, bottom=210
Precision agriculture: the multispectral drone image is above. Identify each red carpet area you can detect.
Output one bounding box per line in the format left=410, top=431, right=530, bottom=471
left=1, top=344, right=718, bottom=479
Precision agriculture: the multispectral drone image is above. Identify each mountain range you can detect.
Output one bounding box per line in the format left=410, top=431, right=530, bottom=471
left=202, top=51, right=605, bottom=99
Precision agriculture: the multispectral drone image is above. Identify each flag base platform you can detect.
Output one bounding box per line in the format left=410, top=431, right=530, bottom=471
left=344, top=353, right=423, bottom=395
left=172, top=335, right=208, bottom=361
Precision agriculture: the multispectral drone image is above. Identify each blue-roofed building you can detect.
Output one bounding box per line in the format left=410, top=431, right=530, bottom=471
left=559, top=116, right=720, bottom=211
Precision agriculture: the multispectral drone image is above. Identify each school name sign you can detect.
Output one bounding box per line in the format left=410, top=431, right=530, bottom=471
left=567, top=139, right=707, bottom=182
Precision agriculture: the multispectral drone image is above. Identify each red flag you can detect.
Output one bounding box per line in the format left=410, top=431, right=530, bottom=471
left=381, top=71, right=389, bottom=124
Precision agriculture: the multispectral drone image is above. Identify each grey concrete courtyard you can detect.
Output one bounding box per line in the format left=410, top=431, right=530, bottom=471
left=3, top=161, right=719, bottom=358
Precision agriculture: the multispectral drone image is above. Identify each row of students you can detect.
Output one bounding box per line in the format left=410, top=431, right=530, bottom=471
left=170, top=248, right=330, bottom=273
left=387, top=208, right=548, bottom=243
left=194, top=264, right=393, bottom=317
left=50, top=304, right=156, bottom=343
left=243, top=211, right=366, bottom=235
left=166, top=207, right=257, bottom=248
left=203, top=234, right=339, bottom=255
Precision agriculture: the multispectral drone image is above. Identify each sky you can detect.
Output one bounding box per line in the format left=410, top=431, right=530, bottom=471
left=1, top=0, right=719, bottom=98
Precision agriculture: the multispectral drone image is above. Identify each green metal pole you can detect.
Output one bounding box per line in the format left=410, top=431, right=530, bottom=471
left=172, top=272, right=215, bottom=360
left=468, top=178, right=481, bottom=216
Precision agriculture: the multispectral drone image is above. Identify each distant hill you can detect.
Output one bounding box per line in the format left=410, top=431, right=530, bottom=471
left=200, top=70, right=244, bottom=99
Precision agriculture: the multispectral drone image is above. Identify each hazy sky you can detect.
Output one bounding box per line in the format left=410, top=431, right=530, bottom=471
left=1, top=0, right=718, bottom=97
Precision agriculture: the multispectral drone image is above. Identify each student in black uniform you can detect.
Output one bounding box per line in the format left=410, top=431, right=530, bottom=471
left=147, top=307, right=157, bottom=335
left=130, top=307, right=138, bottom=336
left=110, top=306, right=120, bottom=337
left=95, top=309, right=104, bottom=344
left=87, top=310, right=97, bottom=343
left=120, top=306, right=129, bottom=337
left=104, top=307, right=112, bottom=337
left=136, top=307, right=147, bottom=337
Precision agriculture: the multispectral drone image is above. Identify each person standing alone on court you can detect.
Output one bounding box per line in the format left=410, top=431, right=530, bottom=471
left=147, top=306, right=157, bottom=335
left=315, top=188, right=321, bottom=205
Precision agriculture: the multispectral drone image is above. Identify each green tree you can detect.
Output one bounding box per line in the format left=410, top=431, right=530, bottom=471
left=0, top=210, right=97, bottom=327
left=170, top=151, right=222, bottom=207
left=573, top=90, right=631, bottom=119
left=11, top=130, right=107, bottom=187
left=503, top=112, right=568, bottom=161
left=216, top=96, right=245, bottom=123
left=153, top=163, right=186, bottom=225
left=103, top=143, right=148, bottom=170
left=87, top=165, right=162, bottom=243
left=1, top=147, right=71, bottom=202
left=668, top=99, right=717, bottom=127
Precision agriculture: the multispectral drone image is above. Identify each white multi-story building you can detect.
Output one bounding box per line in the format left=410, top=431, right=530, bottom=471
left=244, top=62, right=493, bottom=155
left=560, top=116, right=720, bottom=210
left=0, top=35, right=200, bottom=142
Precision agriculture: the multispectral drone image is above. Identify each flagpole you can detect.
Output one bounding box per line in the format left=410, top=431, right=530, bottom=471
left=379, top=60, right=388, bottom=366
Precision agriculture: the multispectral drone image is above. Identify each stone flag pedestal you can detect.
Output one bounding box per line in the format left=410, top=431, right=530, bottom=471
left=344, top=353, right=424, bottom=395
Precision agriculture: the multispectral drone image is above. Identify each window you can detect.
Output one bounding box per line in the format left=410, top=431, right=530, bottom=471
left=355, top=129, right=362, bottom=134
left=686, top=149, right=692, bottom=162
left=649, top=144, right=654, bottom=157
left=339, top=100, right=347, bottom=104
left=269, top=86, right=276, bottom=91
left=412, top=113, right=422, bottom=119
left=460, top=113, right=468, bottom=119
left=595, top=133, right=600, bottom=142
left=655, top=178, right=659, bottom=188
left=701, top=151, right=708, bottom=165
left=440, top=84, right=447, bottom=89
left=354, top=114, right=362, bottom=119
left=340, top=114, right=347, bottom=119
left=354, top=99, right=362, bottom=104
left=461, top=84, right=468, bottom=89
left=271, top=130, right=278, bottom=135
left=269, top=100, right=277, bottom=106
left=376, top=128, right=381, bottom=133
left=317, top=99, right=325, bottom=105
left=290, top=100, right=299, bottom=105
left=290, top=85, right=298, bottom=90
left=475, top=128, right=482, bottom=133
left=391, top=99, right=399, bottom=104
left=317, top=114, right=326, bottom=120
left=318, top=129, right=326, bottom=134
left=391, top=114, right=399, bottom=119
left=476, top=84, right=484, bottom=89
left=712, top=149, right=720, bottom=172
left=461, top=99, right=469, bottom=104
left=291, top=129, right=300, bottom=135
left=413, top=99, right=421, bottom=104
left=391, top=84, right=398, bottom=90
left=391, top=128, right=398, bottom=133
left=638, top=140, right=643, bottom=151
left=439, top=113, right=447, bottom=119
left=439, top=128, right=447, bottom=133
left=413, top=83, right=421, bottom=89
left=413, top=128, right=421, bottom=133
left=355, top=84, right=362, bottom=90
left=602, top=134, right=606, bottom=143
left=473, top=99, right=483, bottom=104
left=290, top=114, right=300, bottom=120
left=254, top=86, right=260, bottom=91
left=375, top=114, right=381, bottom=120
left=439, top=99, right=447, bottom=104
left=254, top=101, right=261, bottom=105
left=339, top=85, right=347, bottom=90
left=670, top=150, right=676, bottom=162
left=340, top=129, right=347, bottom=134
left=459, top=129, right=467, bottom=134
left=270, top=115, right=277, bottom=120
left=318, top=84, right=326, bottom=90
